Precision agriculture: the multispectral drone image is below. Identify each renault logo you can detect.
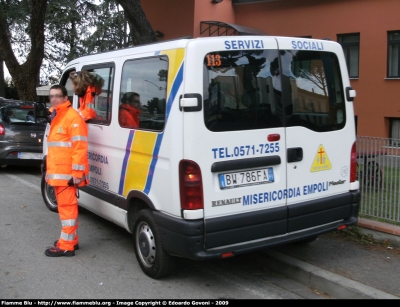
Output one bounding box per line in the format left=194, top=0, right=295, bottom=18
left=31, top=133, right=36, bottom=138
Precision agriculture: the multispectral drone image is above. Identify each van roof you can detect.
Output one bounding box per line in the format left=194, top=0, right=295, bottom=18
left=65, top=35, right=332, bottom=68
left=67, top=36, right=193, bottom=66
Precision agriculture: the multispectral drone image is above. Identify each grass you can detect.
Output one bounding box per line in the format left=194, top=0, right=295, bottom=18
left=358, top=163, right=400, bottom=224
left=328, top=225, right=395, bottom=247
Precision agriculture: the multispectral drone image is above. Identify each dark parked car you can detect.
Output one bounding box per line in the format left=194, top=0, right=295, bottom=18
left=0, top=98, right=47, bottom=167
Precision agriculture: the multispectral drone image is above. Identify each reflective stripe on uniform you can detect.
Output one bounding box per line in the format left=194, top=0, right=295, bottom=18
left=71, top=135, right=88, bottom=142
left=60, top=232, right=75, bottom=241
left=47, top=174, right=72, bottom=180
left=48, top=141, right=72, bottom=148
left=77, top=110, right=86, bottom=120
left=72, top=164, right=85, bottom=171
left=61, top=219, right=77, bottom=226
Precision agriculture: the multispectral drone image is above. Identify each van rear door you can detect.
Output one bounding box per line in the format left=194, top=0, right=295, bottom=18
left=275, top=37, right=356, bottom=233
left=183, top=37, right=289, bottom=249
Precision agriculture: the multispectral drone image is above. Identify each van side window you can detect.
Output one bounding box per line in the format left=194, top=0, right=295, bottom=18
left=203, top=50, right=283, bottom=132
left=119, top=56, right=168, bottom=131
left=283, top=50, right=346, bottom=132
left=82, top=65, right=115, bottom=125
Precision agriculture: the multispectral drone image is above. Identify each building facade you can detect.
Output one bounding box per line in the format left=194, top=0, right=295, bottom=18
left=141, top=0, right=400, bottom=138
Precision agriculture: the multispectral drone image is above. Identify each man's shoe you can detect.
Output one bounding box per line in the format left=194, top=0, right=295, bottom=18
left=54, top=240, right=79, bottom=250
left=45, top=247, right=75, bottom=257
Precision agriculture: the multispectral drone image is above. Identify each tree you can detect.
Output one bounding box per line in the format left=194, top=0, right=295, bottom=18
left=0, top=0, right=47, bottom=101
left=43, top=0, right=97, bottom=81
left=0, top=59, right=4, bottom=97
left=4, top=77, right=19, bottom=99
left=0, top=0, right=157, bottom=99
left=298, top=60, right=328, bottom=96
left=83, top=0, right=131, bottom=54
left=158, top=69, right=167, bottom=82
left=114, top=0, right=157, bottom=45
left=147, top=97, right=165, bottom=115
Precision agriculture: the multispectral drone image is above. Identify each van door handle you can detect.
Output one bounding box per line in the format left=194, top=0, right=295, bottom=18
left=287, top=147, right=303, bottom=163
left=179, top=93, right=202, bottom=112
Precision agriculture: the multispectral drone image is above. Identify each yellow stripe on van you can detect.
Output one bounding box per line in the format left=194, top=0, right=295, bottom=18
left=123, top=130, right=158, bottom=195
left=161, top=48, right=185, bottom=97
left=122, top=48, right=185, bottom=196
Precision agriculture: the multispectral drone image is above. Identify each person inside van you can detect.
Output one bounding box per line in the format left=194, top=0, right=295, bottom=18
left=119, top=92, right=141, bottom=129
left=69, top=71, right=104, bottom=121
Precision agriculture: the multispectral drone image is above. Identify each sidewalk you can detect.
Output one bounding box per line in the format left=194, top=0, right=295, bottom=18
left=261, top=218, right=400, bottom=299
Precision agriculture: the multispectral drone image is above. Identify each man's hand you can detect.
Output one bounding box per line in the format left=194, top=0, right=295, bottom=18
left=73, top=176, right=83, bottom=185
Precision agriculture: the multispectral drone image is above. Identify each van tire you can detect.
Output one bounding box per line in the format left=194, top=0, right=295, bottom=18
left=132, top=209, right=175, bottom=279
left=294, top=235, right=318, bottom=245
left=41, top=174, right=58, bottom=213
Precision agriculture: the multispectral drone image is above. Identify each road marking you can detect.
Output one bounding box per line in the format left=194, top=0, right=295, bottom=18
left=4, top=173, right=41, bottom=192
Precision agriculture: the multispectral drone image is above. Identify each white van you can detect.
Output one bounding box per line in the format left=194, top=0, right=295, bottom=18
left=41, top=36, right=360, bottom=279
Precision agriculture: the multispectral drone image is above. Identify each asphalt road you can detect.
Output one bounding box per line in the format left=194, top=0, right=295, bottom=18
left=0, top=165, right=328, bottom=300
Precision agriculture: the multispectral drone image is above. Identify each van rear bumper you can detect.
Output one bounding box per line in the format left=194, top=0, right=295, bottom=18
left=154, top=190, right=360, bottom=261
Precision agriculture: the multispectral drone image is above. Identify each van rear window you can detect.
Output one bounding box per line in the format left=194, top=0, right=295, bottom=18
left=203, top=50, right=283, bottom=132
left=284, top=50, right=346, bottom=132
left=203, top=49, right=346, bottom=133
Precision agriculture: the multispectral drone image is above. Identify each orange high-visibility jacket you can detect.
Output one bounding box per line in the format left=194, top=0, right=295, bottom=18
left=78, top=85, right=98, bottom=121
left=119, top=104, right=141, bottom=128
left=46, top=100, right=89, bottom=186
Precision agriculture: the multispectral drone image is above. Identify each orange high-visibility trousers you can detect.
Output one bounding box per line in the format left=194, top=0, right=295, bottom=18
left=54, top=186, right=79, bottom=251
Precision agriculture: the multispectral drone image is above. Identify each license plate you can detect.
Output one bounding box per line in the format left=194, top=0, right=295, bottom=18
left=18, top=152, right=43, bottom=159
left=219, top=168, right=274, bottom=190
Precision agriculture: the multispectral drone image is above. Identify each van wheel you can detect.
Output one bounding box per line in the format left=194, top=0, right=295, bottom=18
left=294, top=235, right=318, bottom=245
left=133, top=209, right=175, bottom=279
left=41, top=174, right=58, bottom=213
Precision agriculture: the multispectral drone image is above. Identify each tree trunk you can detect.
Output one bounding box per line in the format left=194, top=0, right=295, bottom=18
left=0, top=59, right=5, bottom=97
left=0, top=0, right=47, bottom=101
left=124, top=19, right=127, bottom=46
left=115, top=0, right=157, bottom=45
left=69, top=19, right=77, bottom=62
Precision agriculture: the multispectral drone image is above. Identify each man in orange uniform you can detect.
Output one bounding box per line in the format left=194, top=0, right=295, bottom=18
left=78, top=84, right=97, bottom=121
left=69, top=71, right=104, bottom=121
left=119, top=92, right=141, bottom=129
left=45, top=85, right=89, bottom=257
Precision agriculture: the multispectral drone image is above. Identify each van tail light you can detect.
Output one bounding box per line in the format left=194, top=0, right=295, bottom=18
left=0, top=124, right=5, bottom=135
left=179, top=160, right=204, bottom=210
left=221, top=252, right=234, bottom=258
left=350, top=142, right=357, bottom=182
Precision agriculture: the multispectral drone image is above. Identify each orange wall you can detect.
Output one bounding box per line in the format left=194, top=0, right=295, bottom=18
left=141, top=0, right=195, bottom=41
left=193, top=0, right=236, bottom=37
left=234, top=0, right=400, bottom=137
left=141, top=0, right=235, bottom=40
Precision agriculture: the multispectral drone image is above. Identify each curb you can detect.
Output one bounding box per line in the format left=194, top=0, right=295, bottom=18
left=260, top=250, right=399, bottom=299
